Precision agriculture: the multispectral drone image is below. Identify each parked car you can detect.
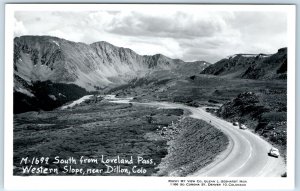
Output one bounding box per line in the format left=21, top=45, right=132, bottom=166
left=268, top=147, right=280, bottom=158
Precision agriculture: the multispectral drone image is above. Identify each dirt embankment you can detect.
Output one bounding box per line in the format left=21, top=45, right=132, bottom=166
left=154, top=117, right=229, bottom=176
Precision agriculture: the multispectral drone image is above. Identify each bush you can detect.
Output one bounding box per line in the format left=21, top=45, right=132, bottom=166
left=260, top=112, right=286, bottom=122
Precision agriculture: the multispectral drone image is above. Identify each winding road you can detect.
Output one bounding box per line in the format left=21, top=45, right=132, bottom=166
left=106, top=95, right=286, bottom=177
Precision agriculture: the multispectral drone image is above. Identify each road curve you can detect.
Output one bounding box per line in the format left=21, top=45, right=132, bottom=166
left=107, top=97, right=286, bottom=177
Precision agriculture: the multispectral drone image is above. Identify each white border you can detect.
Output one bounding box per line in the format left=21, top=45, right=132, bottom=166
left=4, top=4, right=296, bottom=190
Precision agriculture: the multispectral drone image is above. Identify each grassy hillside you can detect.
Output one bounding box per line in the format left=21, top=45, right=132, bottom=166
left=13, top=99, right=185, bottom=176
left=110, top=74, right=286, bottom=107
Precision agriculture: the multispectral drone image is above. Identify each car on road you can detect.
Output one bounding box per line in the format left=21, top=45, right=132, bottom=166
left=239, top=124, right=247, bottom=130
left=233, top=122, right=239, bottom=126
left=268, top=147, right=280, bottom=158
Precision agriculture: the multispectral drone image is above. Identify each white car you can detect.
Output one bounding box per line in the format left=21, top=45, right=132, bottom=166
left=239, top=124, right=247, bottom=130
left=269, top=147, right=280, bottom=158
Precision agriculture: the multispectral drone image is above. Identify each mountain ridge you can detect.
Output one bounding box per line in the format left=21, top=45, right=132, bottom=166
left=201, top=47, right=287, bottom=80
left=14, top=35, right=207, bottom=92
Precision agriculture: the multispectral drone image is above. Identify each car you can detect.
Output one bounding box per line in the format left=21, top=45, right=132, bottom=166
left=233, top=122, right=239, bottom=126
left=239, top=124, right=247, bottom=130
left=268, top=147, right=280, bottom=158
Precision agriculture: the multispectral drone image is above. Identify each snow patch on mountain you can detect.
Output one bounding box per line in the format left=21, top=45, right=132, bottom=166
left=61, top=95, right=93, bottom=109
left=48, top=95, right=57, bottom=100
left=58, top=93, right=66, bottom=97
left=52, top=40, right=60, bottom=47
left=15, top=87, right=35, bottom=97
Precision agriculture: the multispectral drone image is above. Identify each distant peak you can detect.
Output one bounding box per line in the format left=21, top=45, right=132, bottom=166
left=91, top=41, right=113, bottom=46
left=16, top=35, right=62, bottom=41
left=153, top=53, right=163, bottom=57
left=152, top=53, right=171, bottom=60
left=90, top=41, right=125, bottom=52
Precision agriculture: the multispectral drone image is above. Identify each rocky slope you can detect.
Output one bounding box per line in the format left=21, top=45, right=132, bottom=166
left=201, top=48, right=287, bottom=80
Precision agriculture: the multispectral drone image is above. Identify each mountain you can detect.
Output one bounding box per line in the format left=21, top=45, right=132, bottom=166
left=13, top=35, right=210, bottom=113
left=201, top=48, right=287, bottom=80
left=14, top=35, right=202, bottom=91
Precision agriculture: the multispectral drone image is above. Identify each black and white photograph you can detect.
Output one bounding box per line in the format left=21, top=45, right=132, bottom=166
left=4, top=3, right=296, bottom=190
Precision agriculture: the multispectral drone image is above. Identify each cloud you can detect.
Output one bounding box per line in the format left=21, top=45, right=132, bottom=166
left=14, top=18, right=27, bottom=37
left=103, top=11, right=225, bottom=39
left=14, top=9, right=288, bottom=63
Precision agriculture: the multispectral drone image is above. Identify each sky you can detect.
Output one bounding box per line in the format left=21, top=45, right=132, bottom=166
left=14, top=6, right=288, bottom=63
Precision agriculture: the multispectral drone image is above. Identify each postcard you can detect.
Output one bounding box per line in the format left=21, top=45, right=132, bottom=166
left=4, top=3, right=296, bottom=190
